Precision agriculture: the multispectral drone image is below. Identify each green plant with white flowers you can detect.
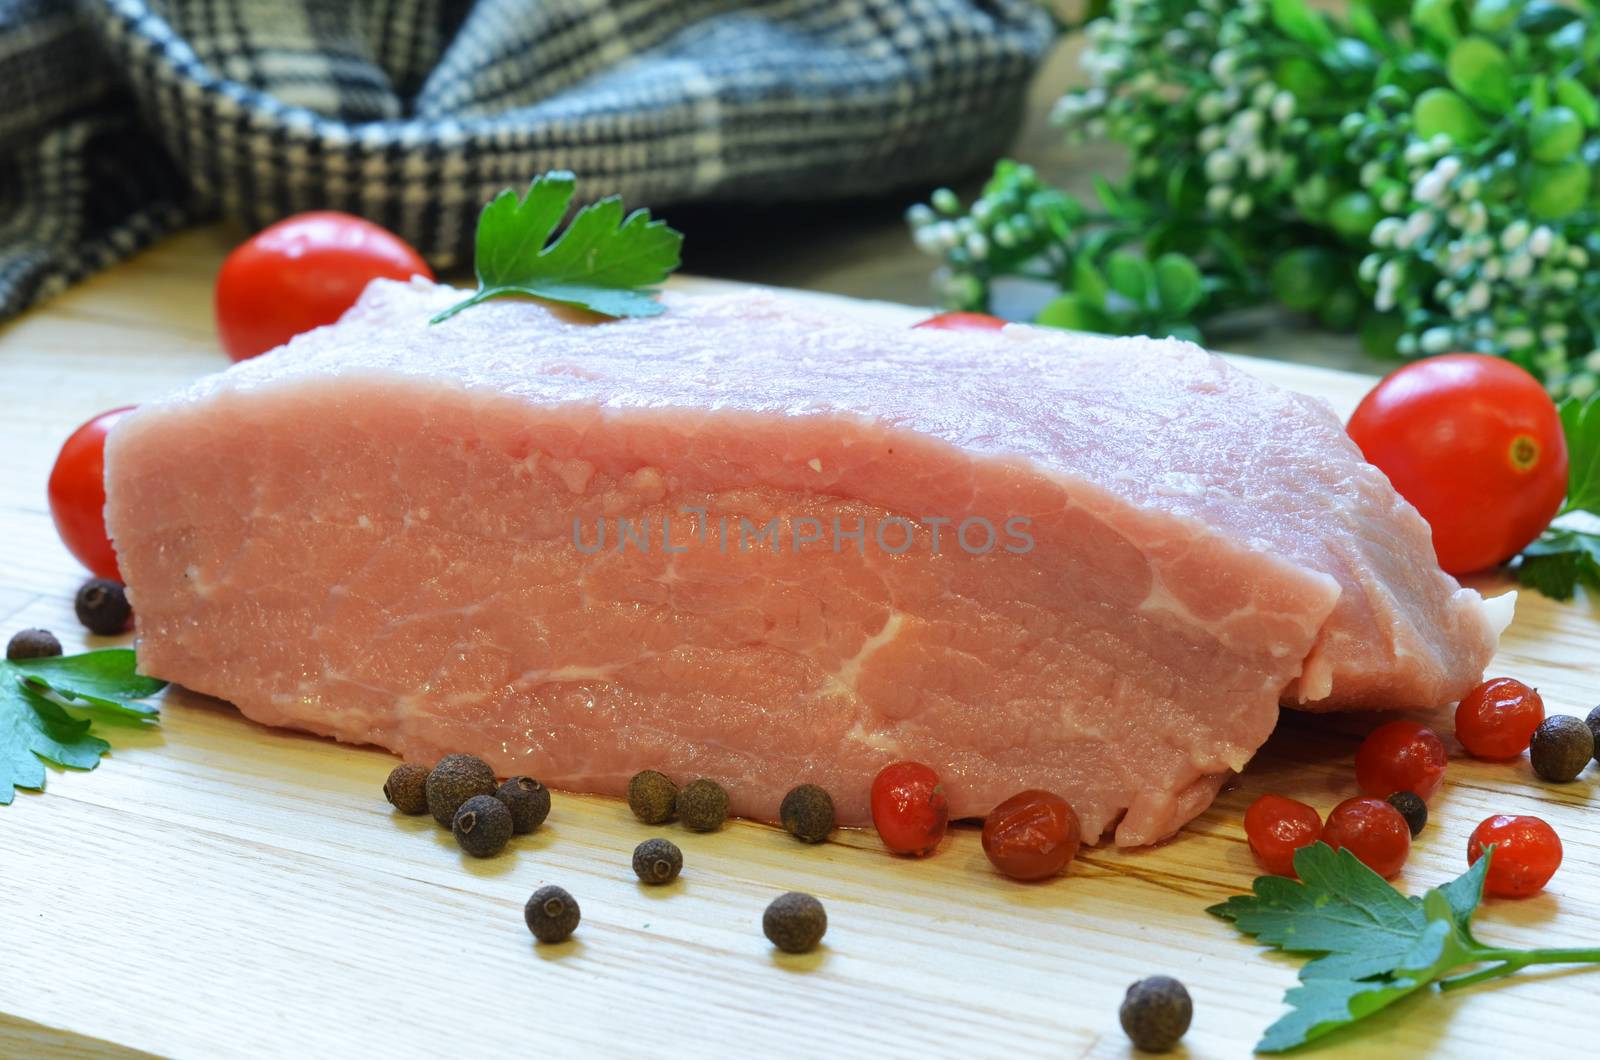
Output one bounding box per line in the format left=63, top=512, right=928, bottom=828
left=909, top=0, right=1600, bottom=397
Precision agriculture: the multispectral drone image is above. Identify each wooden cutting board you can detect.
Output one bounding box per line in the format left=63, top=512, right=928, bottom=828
left=2, top=228, right=1597, bottom=1059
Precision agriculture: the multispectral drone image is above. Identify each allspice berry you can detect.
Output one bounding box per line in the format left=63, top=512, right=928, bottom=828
left=496, top=776, right=551, bottom=834
left=383, top=763, right=430, bottom=815
left=627, top=769, right=678, bottom=824
left=677, top=778, right=728, bottom=832
left=763, top=891, right=827, bottom=954
left=426, top=753, right=497, bottom=827
left=1530, top=714, right=1594, bottom=783
left=6, top=628, right=62, bottom=661
left=779, top=784, right=835, bottom=843
left=525, top=885, right=580, bottom=943
left=452, top=794, right=513, bottom=857
left=631, top=838, right=684, bottom=884
left=75, top=578, right=131, bottom=636
left=1120, top=976, right=1192, bottom=1053
left=1385, top=791, right=1427, bottom=838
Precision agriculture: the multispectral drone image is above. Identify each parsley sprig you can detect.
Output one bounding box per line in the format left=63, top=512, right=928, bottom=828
left=1, top=649, right=165, bottom=804
left=1211, top=842, right=1600, bottom=1053
left=431, top=171, right=683, bottom=324
left=1518, top=394, right=1600, bottom=599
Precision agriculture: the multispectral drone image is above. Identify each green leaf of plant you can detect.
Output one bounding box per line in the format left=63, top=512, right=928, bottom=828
left=1105, top=252, right=1154, bottom=307
left=1036, top=293, right=1109, bottom=333
left=1348, top=1, right=1396, bottom=53
left=1155, top=322, right=1205, bottom=344
left=1413, top=87, right=1487, bottom=141
left=1153, top=253, right=1205, bottom=317
left=1411, top=0, right=1461, bottom=45
left=1468, top=0, right=1519, bottom=34
left=431, top=171, right=683, bottom=324
left=1, top=650, right=164, bottom=804
left=1447, top=37, right=1515, bottom=113
left=1073, top=256, right=1109, bottom=310
left=1258, top=920, right=1459, bottom=1052
left=1434, top=841, right=1490, bottom=941
left=1518, top=529, right=1600, bottom=599
left=11, top=649, right=165, bottom=718
left=1554, top=78, right=1600, bottom=128
left=1093, top=176, right=1139, bottom=220
left=1208, top=844, right=1428, bottom=981
left=1215, top=845, right=1600, bottom=1052
left=1517, top=0, right=1581, bottom=36
left=1558, top=395, right=1600, bottom=514
left=1271, top=0, right=1336, bottom=47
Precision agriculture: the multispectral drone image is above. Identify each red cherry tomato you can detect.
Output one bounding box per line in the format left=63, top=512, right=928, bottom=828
left=215, top=212, right=432, bottom=361
left=1469, top=814, right=1562, bottom=898
left=869, top=762, right=949, bottom=857
left=913, top=311, right=1008, bottom=332
left=981, top=789, right=1082, bottom=881
left=1455, top=677, right=1544, bottom=760
left=48, top=407, right=135, bottom=580
left=1346, top=353, right=1568, bottom=574
left=1243, top=794, right=1323, bottom=877
left=1323, top=796, right=1410, bottom=878
left=1354, top=720, right=1449, bottom=802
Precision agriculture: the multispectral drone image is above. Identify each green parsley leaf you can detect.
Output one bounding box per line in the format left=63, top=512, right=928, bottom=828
left=1210, top=843, right=1600, bottom=1053
left=1517, top=394, right=1600, bottom=599
left=431, top=171, right=683, bottom=324
left=1517, top=527, right=1600, bottom=600
left=1558, top=394, right=1600, bottom=515
left=1, top=648, right=164, bottom=804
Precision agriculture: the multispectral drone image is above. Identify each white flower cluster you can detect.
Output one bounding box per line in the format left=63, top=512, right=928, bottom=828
left=1355, top=121, right=1594, bottom=391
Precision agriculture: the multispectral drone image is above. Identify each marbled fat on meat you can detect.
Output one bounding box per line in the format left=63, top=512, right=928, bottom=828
left=103, top=280, right=1507, bottom=845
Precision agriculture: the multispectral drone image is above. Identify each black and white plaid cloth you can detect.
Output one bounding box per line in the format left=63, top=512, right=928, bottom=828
left=0, top=0, right=1054, bottom=319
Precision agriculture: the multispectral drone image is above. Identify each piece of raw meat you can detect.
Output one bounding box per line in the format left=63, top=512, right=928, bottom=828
left=103, top=280, right=1508, bottom=845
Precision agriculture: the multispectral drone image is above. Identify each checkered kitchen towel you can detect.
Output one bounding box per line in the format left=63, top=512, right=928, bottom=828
left=0, top=0, right=1055, bottom=319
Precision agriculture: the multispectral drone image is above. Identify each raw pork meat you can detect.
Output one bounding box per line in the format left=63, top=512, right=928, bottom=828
left=103, top=280, right=1508, bottom=845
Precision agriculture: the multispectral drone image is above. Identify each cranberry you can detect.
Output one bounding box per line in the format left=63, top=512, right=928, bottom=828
left=869, top=762, right=949, bottom=857
left=1355, top=720, right=1448, bottom=801
left=1243, top=794, right=1323, bottom=877
left=1455, top=677, right=1544, bottom=760
left=1323, top=796, right=1410, bottom=878
left=1469, top=814, right=1562, bottom=898
left=982, top=789, right=1082, bottom=881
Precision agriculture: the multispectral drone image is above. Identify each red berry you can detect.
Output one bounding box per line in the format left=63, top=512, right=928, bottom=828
left=981, top=789, right=1082, bottom=881
left=869, top=762, right=949, bottom=857
left=1323, top=797, right=1410, bottom=878
left=1468, top=815, right=1562, bottom=898
left=1455, top=677, right=1544, bottom=760
left=1242, top=794, right=1323, bottom=877
left=1355, top=720, right=1448, bottom=801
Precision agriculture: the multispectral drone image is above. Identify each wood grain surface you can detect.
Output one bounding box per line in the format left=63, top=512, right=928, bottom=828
left=1, top=228, right=1597, bottom=1059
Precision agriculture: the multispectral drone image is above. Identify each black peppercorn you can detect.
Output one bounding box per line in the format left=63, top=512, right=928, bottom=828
left=495, top=776, right=551, bottom=834
left=763, top=891, right=827, bottom=954
left=525, top=885, right=580, bottom=943
left=75, top=579, right=131, bottom=636
left=6, top=628, right=62, bottom=661
left=383, top=763, right=430, bottom=815
left=627, top=769, right=678, bottom=824
left=779, top=784, right=835, bottom=843
left=1585, top=705, right=1600, bottom=766
left=1385, top=791, right=1427, bottom=838
left=453, top=795, right=513, bottom=857
left=1119, top=976, right=1192, bottom=1053
left=1530, top=714, right=1593, bottom=782
left=631, top=837, right=683, bottom=884
left=425, top=753, right=497, bottom=827
left=677, top=778, right=728, bottom=832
